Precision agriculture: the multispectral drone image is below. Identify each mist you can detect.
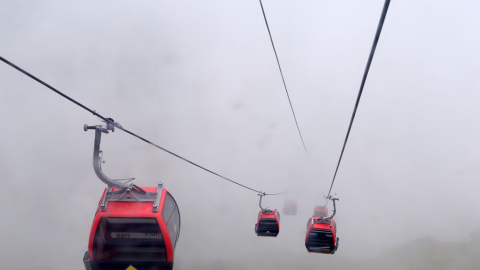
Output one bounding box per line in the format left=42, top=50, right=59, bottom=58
left=1, top=0, right=479, bottom=269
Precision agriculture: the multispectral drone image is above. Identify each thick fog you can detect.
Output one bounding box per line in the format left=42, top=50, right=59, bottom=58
left=1, top=0, right=479, bottom=269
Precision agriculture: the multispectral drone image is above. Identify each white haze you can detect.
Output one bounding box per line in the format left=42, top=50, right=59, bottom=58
left=0, top=0, right=479, bottom=269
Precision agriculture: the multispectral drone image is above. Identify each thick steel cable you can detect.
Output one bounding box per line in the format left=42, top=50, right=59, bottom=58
left=0, top=55, right=282, bottom=196
left=258, top=0, right=308, bottom=153
left=327, top=0, right=391, bottom=197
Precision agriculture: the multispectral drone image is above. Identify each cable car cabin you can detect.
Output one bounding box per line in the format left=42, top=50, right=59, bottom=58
left=313, top=205, right=328, bottom=218
left=283, top=200, right=297, bottom=215
left=255, top=209, right=280, bottom=237
left=83, top=183, right=180, bottom=270
left=305, top=217, right=338, bottom=254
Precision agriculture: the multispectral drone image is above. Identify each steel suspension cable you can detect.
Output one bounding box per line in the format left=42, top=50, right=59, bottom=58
left=327, top=0, right=391, bottom=197
left=0, top=55, right=282, bottom=196
left=258, top=0, right=308, bottom=153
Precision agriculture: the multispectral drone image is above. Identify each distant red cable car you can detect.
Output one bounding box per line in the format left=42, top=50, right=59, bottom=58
left=83, top=183, right=180, bottom=270
left=283, top=199, right=297, bottom=215
left=305, top=197, right=339, bottom=254
left=82, top=124, right=180, bottom=270
left=313, top=205, right=328, bottom=218
left=255, top=194, right=280, bottom=237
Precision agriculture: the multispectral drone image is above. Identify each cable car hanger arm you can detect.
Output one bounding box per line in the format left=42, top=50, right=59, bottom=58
left=259, top=193, right=265, bottom=210
left=84, top=124, right=135, bottom=189
left=326, top=196, right=339, bottom=220
left=258, top=191, right=283, bottom=211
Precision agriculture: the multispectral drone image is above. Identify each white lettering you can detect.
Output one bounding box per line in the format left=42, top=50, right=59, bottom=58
left=111, top=232, right=163, bottom=239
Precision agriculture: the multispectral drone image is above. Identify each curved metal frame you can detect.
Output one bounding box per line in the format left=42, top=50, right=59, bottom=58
left=258, top=192, right=278, bottom=216
left=313, top=197, right=339, bottom=226
left=259, top=193, right=265, bottom=210
left=327, top=198, right=338, bottom=220
left=85, top=124, right=134, bottom=189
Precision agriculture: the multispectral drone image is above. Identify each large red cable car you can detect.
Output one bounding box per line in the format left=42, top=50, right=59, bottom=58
left=255, top=194, right=280, bottom=237
left=305, top=197, right=339, bottom=254
left=283, top=199, right=297, bottom=215
left=84, top=184, right=180, bottom=270
left=82, top=124, right=180, bottom=270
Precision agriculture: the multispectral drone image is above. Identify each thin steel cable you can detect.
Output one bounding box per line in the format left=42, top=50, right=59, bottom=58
left=327, top=0, right=391, bottom=197
left=0, top=56, right=104, bottom=120
left=0, top=55, right=281, bottom=196
left=258, top=0, right=308, bottom=153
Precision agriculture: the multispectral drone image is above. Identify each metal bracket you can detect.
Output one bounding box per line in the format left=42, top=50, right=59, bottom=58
left=313, top=218, right=332, bottom=225
left=152, top=182, right=163, bottom=212
left=100, top=182, right=163, bottom=212
left=261, top=209, right=275, bottom=215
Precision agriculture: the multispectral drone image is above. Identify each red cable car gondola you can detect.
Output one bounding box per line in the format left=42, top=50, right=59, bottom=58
left=84, top=184, right=180, bottom=270
left=313, top=205, right=328, bottom=218
left=283, top=199, right=297, bottom=215
left=305, top=197, right=339, bottom=254
left=82, top=124, right=180, bottom=270
left=255, top=194, right=280, bottom=237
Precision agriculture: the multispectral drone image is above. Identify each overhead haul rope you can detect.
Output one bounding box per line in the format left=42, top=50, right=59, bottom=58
left=0, top=56, right=282, bottom=196
left=258, top=0, right=308, bottom=153
left=326, top=0, right=391, bottom=197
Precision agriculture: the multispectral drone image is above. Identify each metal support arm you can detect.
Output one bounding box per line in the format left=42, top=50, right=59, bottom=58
left=327, top=197, right=339, bottom=220
left=258, top=193, right=266, bottom=210
left=85, top=124, right=134, bottom=189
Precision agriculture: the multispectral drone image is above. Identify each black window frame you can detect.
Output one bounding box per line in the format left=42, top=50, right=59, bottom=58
left=92, top=217, right=167, bottom=263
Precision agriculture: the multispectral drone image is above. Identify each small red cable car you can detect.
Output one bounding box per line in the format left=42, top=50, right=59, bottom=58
left=305, top=198, right=339, bottom=254
left=255, top=209, right=280, bottom=237
left=283, top=199, right=297, bottom=215
left=254, top=193, right=280, bottom=237
left=83, top=183, right=180, bottom=270
left=313, top=205, right=328, bottom=218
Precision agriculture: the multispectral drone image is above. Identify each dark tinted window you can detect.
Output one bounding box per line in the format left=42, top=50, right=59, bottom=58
left=307, top=228, right=334, bottom=247
left=257, top=218, right=279, bottom=233
left=162, top=192, right=181, bottom=249
left=93, top=217, right=166, bottom=262
left=162, top=194, right=175, bottom=222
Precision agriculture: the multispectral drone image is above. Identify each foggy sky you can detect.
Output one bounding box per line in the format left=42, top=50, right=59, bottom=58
left=1, top=0, right=479, bottom=269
